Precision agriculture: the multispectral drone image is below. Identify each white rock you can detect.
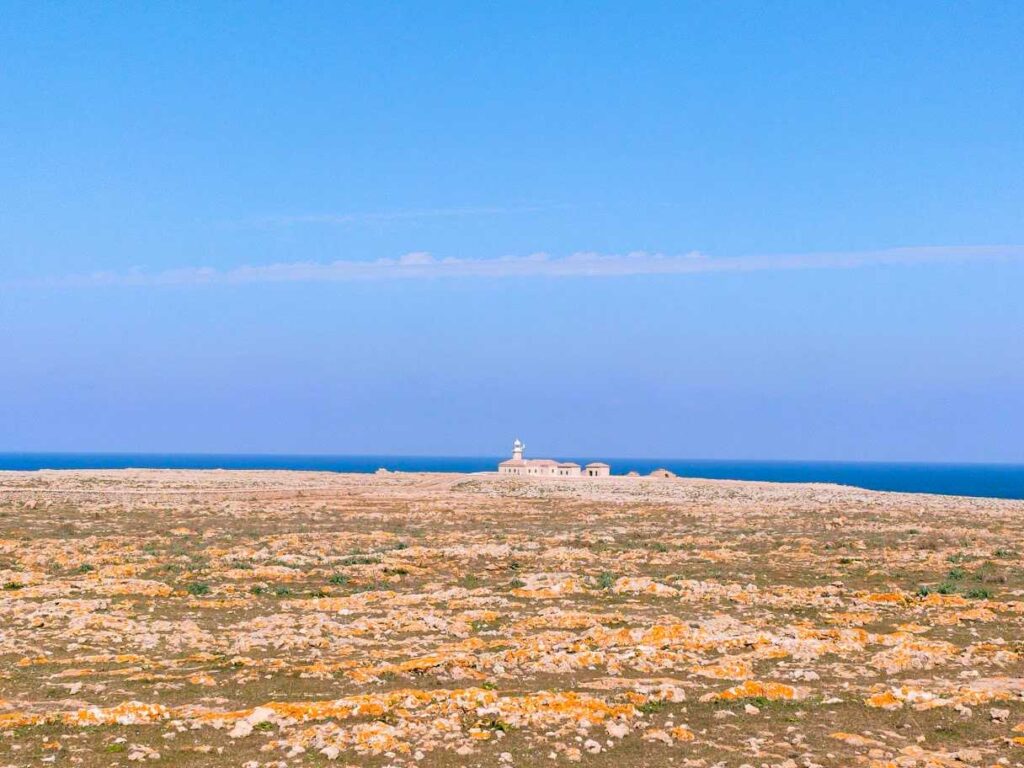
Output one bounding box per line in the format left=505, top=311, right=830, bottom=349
left=228, top=720, right=253, bottom=739
left=606, top=720, right=630, bottom=739
left=319, top=745, right=341, bottom=760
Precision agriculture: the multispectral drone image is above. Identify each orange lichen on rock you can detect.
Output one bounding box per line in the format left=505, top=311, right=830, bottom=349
left=830, top=732, right=884, bottom=747
left=64, top=701, right=171, bottom=726
left=669, top=725, right=695, bottom=742
left=691, top=657, right=753, bottom=679
left=0, top=701, right=171, bottom=728
left=700, top=679, right=801, bottom=702
left=611, top=577, right=678, bottom=596
left=826, top=611, right=878, bottom=626
left=870, top=638, right=959, bottom=673
left=865, top=690, right=903, bottom=710
left=510, top=574, right=584, bottom=599
left=864, top=679, right=1018, bottom=713
left=859, top=591, right=908, bottom=604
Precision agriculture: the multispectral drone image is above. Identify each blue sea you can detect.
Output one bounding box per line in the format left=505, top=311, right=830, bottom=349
left=0, top=453, right=1022, bottom=500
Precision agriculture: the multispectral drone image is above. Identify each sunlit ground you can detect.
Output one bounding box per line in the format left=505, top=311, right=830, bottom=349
left=1, top=470, right=1023, bottom=766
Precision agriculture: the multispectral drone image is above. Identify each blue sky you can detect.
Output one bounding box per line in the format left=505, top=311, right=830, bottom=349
left=1, top=2, right=1023, bottom=461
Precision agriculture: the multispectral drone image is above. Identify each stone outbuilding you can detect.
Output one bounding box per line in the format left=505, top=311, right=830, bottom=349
left=649, top=468, right=676, bottom=478
left=584, top=462, right=611, bottom=477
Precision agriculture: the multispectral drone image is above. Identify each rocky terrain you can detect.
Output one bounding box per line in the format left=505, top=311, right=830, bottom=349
left=1, top=469, right=1023, bottom=767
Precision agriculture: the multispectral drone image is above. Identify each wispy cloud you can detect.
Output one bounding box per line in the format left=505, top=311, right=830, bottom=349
left=239, top=204, right=571, bottom=228
left=23, top=245, right=1024, bottom=288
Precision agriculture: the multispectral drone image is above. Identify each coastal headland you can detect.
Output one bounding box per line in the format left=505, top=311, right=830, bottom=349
left=1, top=470, right=1023, bottom=766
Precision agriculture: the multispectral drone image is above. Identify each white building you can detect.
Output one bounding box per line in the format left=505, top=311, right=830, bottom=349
left=498, top=439, right=610, bottom=477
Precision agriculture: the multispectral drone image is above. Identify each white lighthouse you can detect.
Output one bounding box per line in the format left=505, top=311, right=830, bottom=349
left=497, top=438, right=610, bottom=477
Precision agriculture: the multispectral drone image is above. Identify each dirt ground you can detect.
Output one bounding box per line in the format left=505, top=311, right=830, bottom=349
left=1, top=469, right=1023, bottom=767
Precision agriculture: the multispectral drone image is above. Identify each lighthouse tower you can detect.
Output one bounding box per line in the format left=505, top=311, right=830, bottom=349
left=499, top=438, right=599, bottom=476
left=511, top=438, right=525, bottom=461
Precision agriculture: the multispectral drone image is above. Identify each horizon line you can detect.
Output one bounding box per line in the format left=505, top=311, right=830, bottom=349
left=1, top=449, right=1021, bottom=468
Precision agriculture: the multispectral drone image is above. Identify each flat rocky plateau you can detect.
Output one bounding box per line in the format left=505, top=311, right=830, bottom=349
left=1, top=470, right=1023, bottom=767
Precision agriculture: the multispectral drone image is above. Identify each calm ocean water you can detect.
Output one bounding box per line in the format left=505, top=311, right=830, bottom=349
left=0, top=453, right=1022, bottom=500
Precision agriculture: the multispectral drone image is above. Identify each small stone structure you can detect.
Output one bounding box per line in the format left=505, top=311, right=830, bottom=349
left=649, top=468, right=676, bottom=478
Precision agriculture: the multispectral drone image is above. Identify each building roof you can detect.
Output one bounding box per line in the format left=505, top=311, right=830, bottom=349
left=557, top=462, right=581, bottom=468
left=499, top=458, right=558, bottom=467
left=585, top=462, right=610, bottom=468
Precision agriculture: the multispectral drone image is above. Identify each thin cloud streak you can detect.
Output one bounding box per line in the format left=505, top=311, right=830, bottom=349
left=240, top=203, right=573, bottom=228
left=27, top=245, right=1024, bottom=288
